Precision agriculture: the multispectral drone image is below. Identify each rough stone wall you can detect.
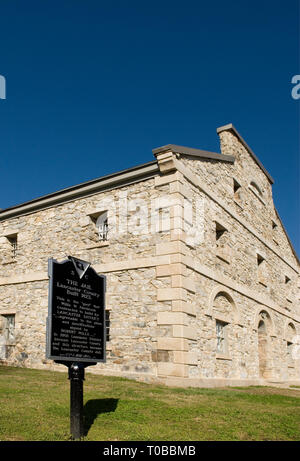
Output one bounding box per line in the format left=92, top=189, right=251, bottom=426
left=0, top=127, right=299, bottom=387
left=0, top=177, right=171, bottom=382
left=168, top=129, right=300, bottom=384
left=0, top=179, right=164, bottom=278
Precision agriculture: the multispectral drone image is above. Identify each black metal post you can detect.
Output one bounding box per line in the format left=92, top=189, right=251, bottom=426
left=68, top=362, right=85, bottom=440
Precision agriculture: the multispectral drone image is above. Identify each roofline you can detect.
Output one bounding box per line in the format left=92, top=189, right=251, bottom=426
left=0, top=160, right=159, bottom=221
left=152, top=144, right=235, bottom=163
left=217, top=124, right=274, bottom=184
left=274, top=207, right=300, bottom=266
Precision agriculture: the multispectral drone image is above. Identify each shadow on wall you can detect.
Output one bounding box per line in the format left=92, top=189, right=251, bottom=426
left=83, top=398, right=119, bottom=436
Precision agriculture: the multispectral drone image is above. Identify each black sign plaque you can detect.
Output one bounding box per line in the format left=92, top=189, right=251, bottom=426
left=46, top=256, right=106, bottom=363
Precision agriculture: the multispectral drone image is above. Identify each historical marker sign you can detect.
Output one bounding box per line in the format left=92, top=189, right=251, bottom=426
left=46, top=256, right=106, bottom=363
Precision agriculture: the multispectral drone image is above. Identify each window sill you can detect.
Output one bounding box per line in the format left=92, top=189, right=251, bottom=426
left=258, top=282, right=268, bottom=288
left=258, top=276, right=268, bottom=287
left=216, top=354, right=232, bottom=361
left=2, top=260, right=17, bottom=266
left=216, top=246, right=231, bottom=264
left=84, top=241, right=109, bottom=250
left=233, top=199, right=243, bottom=210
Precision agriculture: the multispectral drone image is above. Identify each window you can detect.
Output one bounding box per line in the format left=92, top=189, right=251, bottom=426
left=216, top=320, right=228, bottom=354
left=2, top=314, right=15, bottom=342
left=257, top=253, right=267, bottom=286
left=7, top=235, right=17, bottom=260
left=215, top=222, right=230, bottom=263
left=249, top=181, right=265, bottom=205
left=233, top=179, right=241, bottom=202
left=287, top=341, right=293, bottom=364
left=285, top=275, right=291, bottom=284
left=215, top=222, right=227, bottom=241
left=257, top=253, right=265, bottom=266
left=105, top=310, right=110, bottom=342
left=250, top=181, right=263, bottom=197
left=272, top=220, right=279, bottom=245
left=90, top=211, right=109, bottom=241
left=96, top=212, right=108, bottom=241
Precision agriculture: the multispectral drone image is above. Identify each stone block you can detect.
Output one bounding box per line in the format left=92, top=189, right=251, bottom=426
left=157, top=362, right=189, bottom=377
left=157, top=337, right=188, bottom=351
left=157, top=312, right=188, bottom=325
left=173, top=325, right=197, bottom=340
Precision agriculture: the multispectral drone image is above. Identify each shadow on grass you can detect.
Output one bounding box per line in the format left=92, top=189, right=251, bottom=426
left=83, top=398, right=119, bottom=436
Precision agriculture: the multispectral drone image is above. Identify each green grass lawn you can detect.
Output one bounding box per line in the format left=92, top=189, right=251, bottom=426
left=0, top=365, right=299, bottom=441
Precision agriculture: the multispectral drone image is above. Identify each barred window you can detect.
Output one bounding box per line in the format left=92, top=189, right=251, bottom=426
left=96, top=212, right=108, bottom=241
left=7, top=235, right=17, bottom=260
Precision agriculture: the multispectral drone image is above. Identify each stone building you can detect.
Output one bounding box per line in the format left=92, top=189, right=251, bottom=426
left=0, top=123, right=299, bottom=387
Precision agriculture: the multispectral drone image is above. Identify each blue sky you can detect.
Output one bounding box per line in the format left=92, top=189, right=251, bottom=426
left=0, top=0, right=299, bottom=254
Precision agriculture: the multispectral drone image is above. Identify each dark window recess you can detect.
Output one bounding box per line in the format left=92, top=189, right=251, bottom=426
left=105, top=310, right=110, bottom=342
left=7, top=236, right=17, bottom=259
left=257, top=254, right=265, bottom=266
left=233, top=179, right=241, bottom=194
left=215, top=222, right=227, bottom=241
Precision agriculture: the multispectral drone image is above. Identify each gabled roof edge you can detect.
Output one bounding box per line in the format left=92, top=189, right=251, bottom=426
left=274, top=207, right=300, bottom=266
left=152, top=144, right=235, bottom=163
left=217, top=123, right=274, bottom=184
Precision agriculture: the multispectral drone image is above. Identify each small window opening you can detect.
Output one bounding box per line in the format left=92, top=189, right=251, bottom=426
left=7, top=235, right=17, bottom=260
left=287, top=341, right=294, bottom=364
left=90, top=211, right=108, bottom=241
left=257, top=254, right=265, bottom=266
left=3, top=314, right=15, bottom=342
left=215, top=222, right=227, bottom=241
left=233, top=178, right=241, bottom=194
left=285, top=275, right=291, bottom=284
left=250, top=181, right=263, bottom=197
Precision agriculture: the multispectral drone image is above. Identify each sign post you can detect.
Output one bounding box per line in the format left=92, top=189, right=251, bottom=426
left=46, top=256, right=106, bottom=440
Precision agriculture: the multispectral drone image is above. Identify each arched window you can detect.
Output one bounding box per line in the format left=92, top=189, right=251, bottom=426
left=249, top=181, right=265, bottom=204
left=256, top=309, right=274, bottom=379
left=212, top=291, right=238, bottom=358
left=95, top=211, right=108, bottom=241
left=285, top=322, right=297, bottom=368
left=250, top=181, right=263, bottom=197
left=89, top=210, right=109, bottom=242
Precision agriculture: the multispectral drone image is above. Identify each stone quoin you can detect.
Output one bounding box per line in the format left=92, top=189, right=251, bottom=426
left=0, top=123, right=299, bottom=387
